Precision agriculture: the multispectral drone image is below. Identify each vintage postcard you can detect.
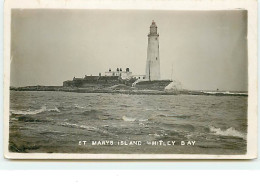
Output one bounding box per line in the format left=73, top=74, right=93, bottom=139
left=4, top=0, right=258, bottom=159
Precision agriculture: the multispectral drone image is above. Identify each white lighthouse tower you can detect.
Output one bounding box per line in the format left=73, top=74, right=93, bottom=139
left=146, top=20, right=160, bottom=81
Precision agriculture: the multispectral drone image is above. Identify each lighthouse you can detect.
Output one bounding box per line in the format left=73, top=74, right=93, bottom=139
left=146, top=20, right=160, bottom=81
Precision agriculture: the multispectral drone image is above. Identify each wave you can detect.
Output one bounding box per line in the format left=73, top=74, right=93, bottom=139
left=82, top=110, right=101, bottom=115
left=175, top=124, right=195, bottom=132
left=120, top=104, right=131, bottom=108
left=10, top=117, right=18, bottom=121
left=122, top=116, right=148, bottom=122
left=148, top=132, right=169, bottom=137
left=170, top=115, right=191, bottom=119
left=145, top=108, right=154, bottom=111
left=209, top=126, right=246, bottom=140
left=157, top=114, right=191, bottom=119
left=59, top=122, right=95, bottom=130
left=122, top=116, right=136, bottom=122
left=202, top=91, right=248, bottom=96
left=74, top=104, right=85, bottom=109
left=11, top=106, right=47, bottom=115
left=78, top=110, right=115, bottom=120
left=59, top=122, right=115, bottom=136
left=157, top=108, right=169, bottom=111
left=11, top=106, right=60, bottom=115
left=139, top=118, right=148, bottom=122
left=48, top=107, right=60, bottom=113
left=148, top=133, right=161, bottom=137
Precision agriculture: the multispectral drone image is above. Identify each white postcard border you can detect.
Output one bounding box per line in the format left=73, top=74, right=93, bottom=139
left=3, top=0, right=258, bottom=159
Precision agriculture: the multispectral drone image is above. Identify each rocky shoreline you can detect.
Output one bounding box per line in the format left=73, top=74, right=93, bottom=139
left=10, top=86, right=248, bottom=97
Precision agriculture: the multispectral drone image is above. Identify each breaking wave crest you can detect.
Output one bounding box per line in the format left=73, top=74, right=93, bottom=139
left=48, top=107, right=60, bottom=112
left=122, top=116, right=136, bottom=122
left=157, top=114, right=191, bottom=119
left=209, top=126, right=246, bottom=140
left=74, top=104, right=85, bottom=109
left=59, top=122, right=94, bottom=130
left=122, top=116, right=148, bottom=122
left=11, top=106, right=60, bottom=115
left=203, top=91, right=248, bottom=96
left=139, top=118, right=148, bottom=122
left=59, top=122, right=115, bottom=136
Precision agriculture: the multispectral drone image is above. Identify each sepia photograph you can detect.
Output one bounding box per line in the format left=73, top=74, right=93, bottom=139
left=4, top=0, right=258, bottom=159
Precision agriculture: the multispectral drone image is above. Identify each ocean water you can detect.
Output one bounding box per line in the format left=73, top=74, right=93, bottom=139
left=9, top=91, right=247, bottom=154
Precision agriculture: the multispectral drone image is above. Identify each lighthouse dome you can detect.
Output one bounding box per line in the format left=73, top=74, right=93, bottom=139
left=150, top=20, right=157, bottom=28
left=149, top=20, right=158, bottom=36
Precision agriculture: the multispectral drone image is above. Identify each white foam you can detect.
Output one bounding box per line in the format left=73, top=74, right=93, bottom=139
left=122, top=117, right=148, bottom=122
left=48, top=107, right=60, bottom=112
left=59, top=122, right=94, bottom=130
left=148, top=133, right=161, bottom=137
left=11, top=106, right=60, bottom=115
left=122, top=116, right=136, bottom=122
left=203, top=91, right=248, bottom=96
left=74, top=104, right=85, bottom=109
left=139, top=118, right=148, bottom=122
left=60, top=122, right=77, bottom=127
left=209, top=126, right=246, bottom=140
left=223, top=91, right=248, bottom=95
left=11, top=106, right=47, bottom=115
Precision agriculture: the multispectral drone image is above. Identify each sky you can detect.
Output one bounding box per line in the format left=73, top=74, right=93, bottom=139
left=11, top=9, right=248, bottom=91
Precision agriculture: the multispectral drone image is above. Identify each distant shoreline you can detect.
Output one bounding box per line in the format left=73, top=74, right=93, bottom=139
left=10, top=86, right=248, bottom=97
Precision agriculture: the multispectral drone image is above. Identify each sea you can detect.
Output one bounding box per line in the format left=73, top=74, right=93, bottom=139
left=9, top=91, right=247, bottom=154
